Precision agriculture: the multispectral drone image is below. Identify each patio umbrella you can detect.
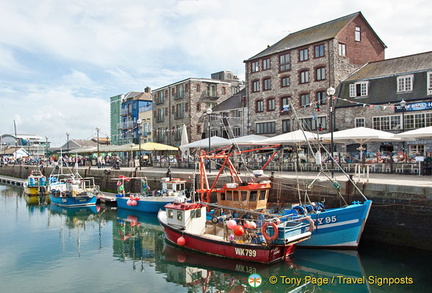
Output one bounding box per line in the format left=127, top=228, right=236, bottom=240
left=320, top=127, right=400, bottom=160
left=180, top=136, right=231, bottom=149
left=228, top=134, right=268, bottom=145
left=395, top=126, right=432, bottom=139
left=260, top=130, right=318, bottom=145
left=138, top=142, right=178, bottom=151
left=179, top=124, right=190, bottom=159
left=320, top=127, right=399, bottom=144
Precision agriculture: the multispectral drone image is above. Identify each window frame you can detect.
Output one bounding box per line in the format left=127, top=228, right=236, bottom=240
left=299, top=70, right=309, bottom=84
left=279, top=53, right=291, bottom=72
left=299, top=48, right=309, bottom=62
left=300, top=93, right=310, bottom=107
left=262, top=58, right=271, bottom=70
left=263, top=78, right=271, bottom=91
left=267, top=98, right=275, bottom=112
left=397, top=75, right=414, bottom=92
left=315, top=67, right=326, bottom=81
left=314, top=44, right=325, bottom=58
left=251, top=61, right=259, bottom=73
left=252, top=80, right=260, bottom=93
left=349, top=82, right=369, bottom=97
left=355, top=26, right=361, bottom=42
left=281, top=76, right=290, bottom=88
left=256, top=100, right=264, bottom=113
left=338, top=43, right=346, bottom=56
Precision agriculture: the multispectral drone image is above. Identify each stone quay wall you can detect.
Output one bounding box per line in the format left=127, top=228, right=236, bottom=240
left=1, top=164, right=431, bottom=251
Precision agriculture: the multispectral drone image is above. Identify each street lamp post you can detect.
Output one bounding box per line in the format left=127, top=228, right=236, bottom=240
left=66, top=132, right=70, bottom=153
left=206, top=108, right=212, bottom=173
left=400, top=99, right=407, bottom=162
left=96, top=127, right=100, bottom=160
left=45, top=136, right=48, bottom=160
left=137, top=119, right=142, bottom=170
left=326, top=86, right=336, bottom=178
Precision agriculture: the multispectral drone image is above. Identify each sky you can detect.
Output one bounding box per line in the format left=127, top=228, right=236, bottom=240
left=1, top=0, right=431, bottom=147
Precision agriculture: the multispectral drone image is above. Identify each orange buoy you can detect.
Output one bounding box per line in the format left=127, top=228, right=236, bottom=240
left=177, top=236, right=186, bottom=246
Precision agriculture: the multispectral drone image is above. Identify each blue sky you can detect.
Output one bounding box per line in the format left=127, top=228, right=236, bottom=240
left=1, top=0, right=431, bottom=147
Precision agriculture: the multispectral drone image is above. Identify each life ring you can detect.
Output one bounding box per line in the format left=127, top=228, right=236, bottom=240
left=261, top=222, right=278, bottom=242
left=299, top=217, right=315, bottom=232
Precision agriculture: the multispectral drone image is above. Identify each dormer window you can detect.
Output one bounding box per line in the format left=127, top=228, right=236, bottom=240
left=349, top=81, right=369, bottom=97
left=427, top=72, right=432, bottom=95
left=397, top=75, right=413, bottom=92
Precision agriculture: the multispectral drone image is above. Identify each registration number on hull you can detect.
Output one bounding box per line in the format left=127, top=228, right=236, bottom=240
left=235, top=248, right=257, bottom=257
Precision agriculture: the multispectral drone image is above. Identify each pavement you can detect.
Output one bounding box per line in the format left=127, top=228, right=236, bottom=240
left=97, top=165, right=432, bottom=188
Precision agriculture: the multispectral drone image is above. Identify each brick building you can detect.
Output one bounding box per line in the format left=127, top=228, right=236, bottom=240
left=244, top=11, right=386, bottom=136
left=152, top=71, right=243, bottom=146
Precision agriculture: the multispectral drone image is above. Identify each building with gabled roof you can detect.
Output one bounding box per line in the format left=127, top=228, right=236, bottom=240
left=244, top=11, right=386, bottom=136
left=335, top=51, right=432, bottom=157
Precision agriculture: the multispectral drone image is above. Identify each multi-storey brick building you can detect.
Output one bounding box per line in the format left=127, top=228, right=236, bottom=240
left=244, top=11, right=386, bottom=136
left=152, top=71, right=243, bottom=146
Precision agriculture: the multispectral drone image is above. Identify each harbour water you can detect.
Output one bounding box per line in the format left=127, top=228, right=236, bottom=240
left=1, top=184, right=431, bottom=293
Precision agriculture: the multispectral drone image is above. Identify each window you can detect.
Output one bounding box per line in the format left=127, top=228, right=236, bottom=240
left=256, top=100, right=264, bottom=112
left=315, top=67, right=326, bottom=81
left=349, top=82, right=369, bottom=97
left=208, top=84, right=217, bottom=97
left=428, top=72, right=432, bottom=95
left=232, top=110, right=241, bottom=117
left=251, top=61, right=259, bottom=72
left=299, top=116, right=326, bottom=131
left=175, top=103, right=184, bottom=119
left=156, top=91, right=165, bottom=104
left=196, top=102, right=201, bottom=112
left=282, top=119, right=291, bottom=133
left=299, top=48, right=309, bottom=61
left=300, top=70, right=309, bottom=84
left=196, top=83, right=201, bottom=92
left=314, top=44, right=325, bottom=58
left=177, top=211, right=183, bottom=221
left=267, top=98, right=275, bottom=111
left=338, top=43, right=346, bottom=56
left=263, top=78, right=271, bottom=90
left=280, top=97, right=290, bottom=113
left=252, top=80, right=260, bottom=92
left=156, top=108, right=164, bottom=122
left=397, top=75, right=413, bottom=92
left=256, top=122, right=275, bottom=134
left=281, top=76, right=290, bottom=87
left=355, top=117, right=365, bottom=128
left=222, top=86, right=226, bottom=95
left=262, top=58, right=270, bottom=70
left=409, top=144, right=425, bottom=157
left=233, top=127, right=241, bottom=137
left=300, top=93, right=310, bottom=107
left=176, top=84, right=184, bottom=99
left=355, top=26, right=361, bottom=42
left=372, top=115, right=401, bottom=130
left=316, top=91, right=326, bottom=105
left=399, top=112, right=432, bottom=130
left=279, top=53, right=291, bottom=72
left=168, top=209, right=173, bottom=219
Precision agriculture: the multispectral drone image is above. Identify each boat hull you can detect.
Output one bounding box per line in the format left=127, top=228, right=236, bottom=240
left=24, top=186, right=48, bottom=196
left=297, top=200, right=372, bottom=248
left=158, top=212, right=296, bottom=264
left=49, top=194, right=97, bottom=207
left=116, top=196, right=179, bottom=213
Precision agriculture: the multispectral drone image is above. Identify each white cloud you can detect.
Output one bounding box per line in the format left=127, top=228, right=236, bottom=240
left=0, top=0, right=431, bottom=146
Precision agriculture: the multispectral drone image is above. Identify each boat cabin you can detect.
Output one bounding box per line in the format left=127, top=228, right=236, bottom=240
left=216, top=181, right=271, bottom=210
left=165, top=201, right=206, bottom=234
left=161, top=177, right=187, bottom=197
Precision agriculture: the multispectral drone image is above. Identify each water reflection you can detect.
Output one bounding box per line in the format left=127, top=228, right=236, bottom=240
left=1, top=184, right=430, bottom=292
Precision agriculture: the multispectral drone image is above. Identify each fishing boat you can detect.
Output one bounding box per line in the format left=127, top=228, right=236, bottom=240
left=23, top=169, right=49, bottom=196
left=195, top=136, right=371, bottom=249
left=158, top=198, right=313, bottom=264
left=116, top=176, right=189, bottom=213
left=48, top=160, right=100, bottom=207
